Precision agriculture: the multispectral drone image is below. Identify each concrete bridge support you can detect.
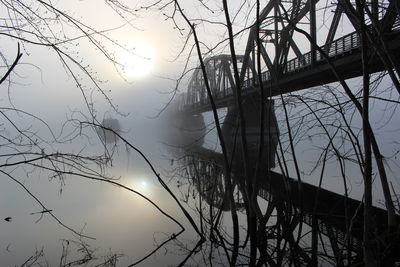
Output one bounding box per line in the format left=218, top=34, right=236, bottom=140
left=221, top=96, right=279, bottom=171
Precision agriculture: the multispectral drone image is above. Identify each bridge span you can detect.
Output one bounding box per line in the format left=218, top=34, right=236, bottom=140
left=168, top=1, right=400, bottom=264
left=179, top=4, right=400, bottom=115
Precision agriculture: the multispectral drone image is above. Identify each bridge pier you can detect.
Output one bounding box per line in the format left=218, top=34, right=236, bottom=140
left=221, top=96, right=279, bottom=171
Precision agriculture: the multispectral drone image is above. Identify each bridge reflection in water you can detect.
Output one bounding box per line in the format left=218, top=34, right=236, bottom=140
left=173, top=145, right=400, bottom=266
left=159, top=87, right=400, bottom=265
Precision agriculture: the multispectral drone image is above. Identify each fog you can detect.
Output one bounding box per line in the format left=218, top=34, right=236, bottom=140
left=3, top=68, right=398, bottom=265
left=2, top=1, right=400, bottom=266
left=0, top=47, right=200, bottom=265
left=0, top=8, right=195, bottom=262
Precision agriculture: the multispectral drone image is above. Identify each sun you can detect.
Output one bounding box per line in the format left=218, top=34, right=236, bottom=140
left=119, top=42, right=154, bottom=79
left=126, top=176, right=152, bottom=194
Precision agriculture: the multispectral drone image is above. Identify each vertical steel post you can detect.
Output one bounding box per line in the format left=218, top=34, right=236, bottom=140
left=371, top=0, right=378, bottom=22
left=310, top=0, right=317, bottom=65
left=274, top=0, right=280, bottom=74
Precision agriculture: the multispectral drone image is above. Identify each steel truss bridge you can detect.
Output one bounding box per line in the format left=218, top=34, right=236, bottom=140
left=173, top=0, right=400, bottom=264
left=179, top=0, right=400, bottom=114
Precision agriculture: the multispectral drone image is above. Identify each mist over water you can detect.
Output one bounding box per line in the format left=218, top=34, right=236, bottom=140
left=1, top=0, right=399, bottom=265
left=0, top=73, right=200, bottom=265
left=2, top=68, right=400, bottom=265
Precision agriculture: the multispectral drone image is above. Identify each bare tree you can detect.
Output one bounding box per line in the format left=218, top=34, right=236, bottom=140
left=0, top=1, right=204, bottom=265
left=145, top=0, right=400, bottom=265
left=2, top=0, right=399, bottom=265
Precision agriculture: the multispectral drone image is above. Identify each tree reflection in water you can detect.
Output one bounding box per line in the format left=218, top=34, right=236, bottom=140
left=169, top=145, right=399, bottom=266
left=159, top=95, right=399, bottom=266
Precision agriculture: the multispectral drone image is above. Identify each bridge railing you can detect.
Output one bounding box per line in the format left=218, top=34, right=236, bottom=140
left=284, top=30, right=360, bottom=74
